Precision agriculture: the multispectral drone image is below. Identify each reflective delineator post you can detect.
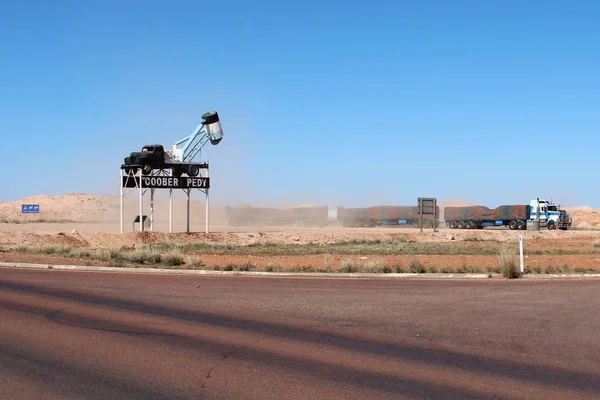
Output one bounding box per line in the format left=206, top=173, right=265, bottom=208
left=519, top=235, right=524, bottom=273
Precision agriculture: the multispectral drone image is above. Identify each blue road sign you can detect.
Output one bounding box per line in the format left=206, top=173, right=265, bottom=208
left=21, top=204, right=40, bottom=214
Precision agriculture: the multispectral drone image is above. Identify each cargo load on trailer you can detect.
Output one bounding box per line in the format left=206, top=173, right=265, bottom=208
left=444, top=205, right=530, bottom=230
left=337, top=206, right=439, bottom=228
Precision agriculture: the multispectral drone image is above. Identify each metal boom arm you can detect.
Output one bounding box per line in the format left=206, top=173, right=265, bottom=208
left=173, top=123, right=210, bottom=163
left=172, top=111, right=223, bottom=164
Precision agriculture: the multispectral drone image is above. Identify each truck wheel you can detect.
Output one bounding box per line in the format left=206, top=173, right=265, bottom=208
left=187, top=164, right=200, bottom=176
left=142, top=165, right=152, bottom=175
left=458, top=221, right=466, bottom=229
left=466, top=221, right=475, bottom=229
left=449, top=221, right=458, bottom=229
left=548, top=221, right=556, bottom=230
left=509, top=220, right=517, bottom=230
left=517, top=220, right=526, bottom=230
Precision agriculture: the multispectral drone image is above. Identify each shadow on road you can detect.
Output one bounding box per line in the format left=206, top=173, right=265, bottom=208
left=2, top=277, right=599, bottom=398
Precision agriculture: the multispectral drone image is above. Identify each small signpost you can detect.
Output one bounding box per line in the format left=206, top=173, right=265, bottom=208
left=21, top=204, right=40, bottom=214
left=417, top=197, right=437, bottom=233
left=21, top=204, right=40, bottom=224
left=133, top=215, right=149, bottom=232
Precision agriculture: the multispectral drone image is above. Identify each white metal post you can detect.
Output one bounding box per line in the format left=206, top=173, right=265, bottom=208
left=205, top=168, right=209, bottom=234
left=169, top=188, right=173, bottom=233
left=120, top=169, right=124, bottom=234
left=186, top=189, right=190, bottom=233
left=150, top=188, right=154, bottom=232
left=139, top=169, right=144, bottom=232
left=519, top=235, right=524, bottom=273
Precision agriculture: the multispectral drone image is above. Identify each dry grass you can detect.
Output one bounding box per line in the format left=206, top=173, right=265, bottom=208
left=338, top=257, right=388, bottom=273
left=162, top=250, right=185, bottom=267
left=264, top=261, right=283, bottom=272
left=408, top=256, right=425, bottom=273
left=185, top=256, right=205, bottom=269
left=498, top=248, right=520, bottom=279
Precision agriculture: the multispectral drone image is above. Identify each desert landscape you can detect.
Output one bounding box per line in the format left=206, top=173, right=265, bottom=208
left=1, top=193, right=600, bottom=274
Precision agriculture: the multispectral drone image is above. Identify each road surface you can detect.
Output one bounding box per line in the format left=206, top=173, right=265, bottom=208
left=1, top=268, right=599, bottom=399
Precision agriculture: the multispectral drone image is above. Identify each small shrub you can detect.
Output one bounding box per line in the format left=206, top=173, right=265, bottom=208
left=14, top=245, right=28, bottom=253
left=70, top=248, right=92, bottom=259
left=382, top=265, right=392, bottom=273
left=129, top=249, right=162, bottom=265
left=441, top=267, right=454, bottom=273
left=394, top=264, right=405, bottom=273
left=545, top=265, right=557, bottom=274
left=533, top=266, right=542, bottom=274
left=224, top=264, right=235, bottom=271
left=163, top=250, right=185, bottom=267
left=38, top=244, right=73, bottom=256
left=322, top=254, right=334, bottom=272
left=464, top=236, right=484, bottom=242
left=291, top=265, right=315, bottom=272
left=264, top=261, right=283, bottom=272
left=185, top=256, right=205, bottom=269
left=212, top=265, right=221, bottom=271
left=96, top=248, right=124, bottom=262
left=498, top=248, right=520, bottom=279
left=237, top=262, right=255, bottom=271
left=427, top=266, right=438, bottom=273
left=339, top=258, right=361, bottom=273
left=106, top=260, right=129, bottom=268
left=408, top=257, right=425, bottom=273
left=574, top=267, right=587, bottom=273
left=561, top=265, right=571, bottom=273
left=593, top=240, right=600, bottom=248
left=364, top=257, right=386, bottom=273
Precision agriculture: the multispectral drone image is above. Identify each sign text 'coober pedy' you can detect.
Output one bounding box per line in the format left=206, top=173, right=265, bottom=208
left=122, top=176, right=210, bottom=189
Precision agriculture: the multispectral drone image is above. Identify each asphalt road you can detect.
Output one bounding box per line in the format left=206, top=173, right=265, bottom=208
left=1, top=268, right=599, bottom=399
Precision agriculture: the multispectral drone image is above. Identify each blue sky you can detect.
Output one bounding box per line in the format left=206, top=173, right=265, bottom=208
left=1, top=0, right=599, bottom=207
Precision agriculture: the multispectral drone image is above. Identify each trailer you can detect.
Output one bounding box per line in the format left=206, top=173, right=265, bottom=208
left=444, top=205, right=530, bottom=230
left=337, top=206, right=440, bottom=228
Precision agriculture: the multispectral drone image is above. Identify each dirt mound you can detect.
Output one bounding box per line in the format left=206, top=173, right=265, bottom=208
left=0, top=194, right=119, bottom=222
left=0, top=193, right=231, bottom=225
left=564, top=206, right=600, bottom=227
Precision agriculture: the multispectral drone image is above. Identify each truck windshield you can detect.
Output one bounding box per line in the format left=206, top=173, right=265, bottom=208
left=548, top=206, right=558, bottom=211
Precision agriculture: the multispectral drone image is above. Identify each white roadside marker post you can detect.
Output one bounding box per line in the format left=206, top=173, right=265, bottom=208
left=519, top=235, right=524, bottom=274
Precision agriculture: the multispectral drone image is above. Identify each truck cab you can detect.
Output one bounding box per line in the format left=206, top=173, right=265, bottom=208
left=123, top=144, right=166, bottom=174
left=529, top=199, right=571, bottom=230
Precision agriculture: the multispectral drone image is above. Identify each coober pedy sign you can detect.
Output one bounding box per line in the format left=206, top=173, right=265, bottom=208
left=122, top=176, right=210, bottom=189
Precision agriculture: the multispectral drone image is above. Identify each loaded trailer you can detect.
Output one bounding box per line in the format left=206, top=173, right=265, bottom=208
left=444, top=205, right=530, bottom=230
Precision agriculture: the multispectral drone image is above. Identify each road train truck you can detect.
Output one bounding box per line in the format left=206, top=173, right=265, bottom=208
left=444, top=198, right=572, bottom=230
